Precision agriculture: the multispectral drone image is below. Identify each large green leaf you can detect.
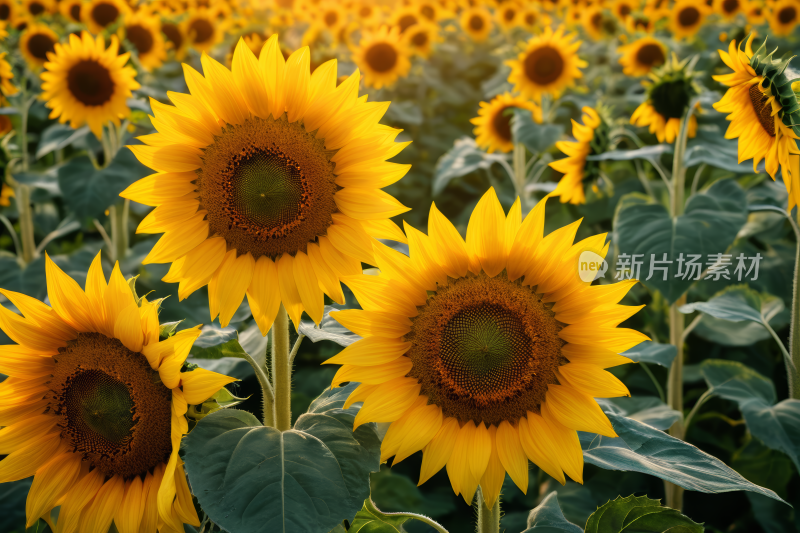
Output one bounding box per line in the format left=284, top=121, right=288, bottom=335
left=58, top=148, right=149, bottom=218
left=584, top=495, right=703, bottom=533
left=300, top=305, right=361, bottom=347
left=433, top=137, right=509, bottom=195
left=35, top=124, right=89, bottom=159
left=699, top=359, right=776, bottom=406
left=680, top=285, right=783, bottom=325
left=183, top=383, right=381, bottom=533
left=512, top=109, right=565, bottom=154
left=622, top=341, right=677, bottom=368
left=580, top=411, right=784, bottom=502
left=613, top=179, right=748, bottom=303
left=522, top=492, right=583, bottom=533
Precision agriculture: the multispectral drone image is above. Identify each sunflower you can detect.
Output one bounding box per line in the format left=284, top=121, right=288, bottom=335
left=581, top=6, right=607, bottom=41
left=20, top=23, right=57, bottom=70
left=470, top=93, right=542, bottom=154
left=625, top=13, right=655, bottom=33
left=402, top=21, right=440, bottom=58
left=611, top=0, right=636, bottom=20
left=83, top=0, right=128, bottom=34
left=715, top=0, right=744, bottom=19
left=643, top=0, right=669, bottom=19
left=317, top=3, right=346, bottom=34
left=618, top=36, right=666, bottom=77
left=460, top=6, right=493, bottom=42
left=353, top=1, right=382, bottom=27
left=392, top=6, right=420, bottom=32
left=184, top=8, right=220, bottom=52
left=416, top=0, right=447, bottom=22
left=0, top=0, right=16, bottom=23
left=123, top=36, right=411, bottom=333
left=549, top=106, right=611, bottom=204
left=23, top=0, right=52, bottom=17
left=745, top=2, right=766, bottom=24
left=506, top=26, right=586, bottom=103
left=0, top=20, right=6, bottom=40
left=495, top=2, right=520, bottom=31
left=162, top=21, right=188, bottom=60
left=120, top=12, right=166, bottom=71
left=0, top=52, right=18, bottom=104
left=60, top=0, right=82, bottom=22
left=669, top=0, right=708, bottom=40
left=40, top=31, right=140, bottom=138
left=0, top=253, right=237, bottom=532
left=713, top=35, right=800, bottom=210
left=0, top=115, right=10, bottom=136
left=329, top=189, right=645, bottom=507
left=631, top=53, right=700, bottom=143
left=519, top=6, right=550, bottom=33
left=352, top=26, right=411, bottom=89
left=769, top=0, right=799, bottom=35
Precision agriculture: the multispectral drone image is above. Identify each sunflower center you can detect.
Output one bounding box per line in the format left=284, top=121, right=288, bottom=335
left=199, top=115, right=337, bottom=259
left=91, top=2, right=119, bottom=27
left=27, top=33, right=55, bottom=60
left=749, top=83, right=776, bottom=137
left=28, top=1, right=44, bottom=15
left=635, top=43, right=665, bottom=68
left=411, top=31, right=428, bottom=47
left=324, top=11, right=338, bottom=26
left=0, top=5, right=9, bottom=19
left=406, top=273, right=565, bottom=426
left=359, top=6, right=371, bottom=17
left=619, top=4, right=631, bottom=16
left=722, top=0, right=738, bottom=13
left=365, top=42, right=398, bottom=72
left=591, top=12, right=602, bottom=30
left=524, top=13, right=535, bottom=25
left=67, top=60, right=114, bottom=107
left=69, top=3, right=80, bottom=20
left=650, top=79, right=691, bottom=120
left=503, top=8, right=515, bottom=21
left=162, top=22, right=183, bottom=49
left=189, top=18, right=213, bottom=44
left=492, top=105, right=513, bottom=142
left=779, top=5, right=797, bottom=23
left=678, top=6, right=699, bottom=26
left=50, top=332, right=173, bottom=479
left=398, top=14, right=417, bottom=32
left=524, top=46, right=564, bottom=85
left=126, top=24, right=154, bottom=55
left=421, top=5, right=435, bottom=19
left=469, top=14, right=484, bottom=30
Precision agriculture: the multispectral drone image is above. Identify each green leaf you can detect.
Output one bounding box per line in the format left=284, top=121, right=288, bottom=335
left=189, top=326, right=248, bottom=359
left=599, top=397, right=681, bottom=431
left=679, top=285, right=779, bottom=324
left=622, top=341, right=677, bottom=368
left=58, top=148, right=149, bottom=218
left=584, top=495, right=703, bottom=533
left=580, top=411, right=785, bottom=502
left=586, top=145, right=672, bottom=162
left=699, top=359, right=776, bottom=406
left=0, top=478, right=32, bottom=533
left=183, top=382, right=381, bottom=533
left=433, top=137, right=509, bottom=195
left=613, top=179, right=748, bottom=303
left=349, top=500, right=410, bottom=533
left=35, top=123, right=89, bottom=159
left=512, top=109, right=564, bottom=153
left=300, top=305, right=361, bottom=347
left=158, top=320, right=182, bottom=339
left=522, top=492, right=583, bottom=533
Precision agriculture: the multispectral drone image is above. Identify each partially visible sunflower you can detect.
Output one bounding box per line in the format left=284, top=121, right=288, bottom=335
left=715, top=0, right=745, bottom=19
left=0, top=252, right=237, bottom=533
left=23, top=0, right=52, bottom=17
left=630, top=53, right=701, bottom=143
left=745, top=1, right=766, bottom=24
left=162, top=21, right=188, bottom=60
left=353, top=1, right=382, bottom=27
left=0, top=0, right=16, bottom=23
left=20, top=22, right=57, bottom=70
left=392, top=6, right=421, bottom=32
left=402, top=21, right=440, bottom=58
left=352, top=25, right=411, bottom=89
left=618, top=36, right=666, bottom=77
left=0, top=181, right=14, bottom=204
left=769, top=0, right=799, bottom=35
left=643, top=0, right=669, bottom=19
left=611, top=0, right=636, bottom=21
left=317, top=3, right=346, bottom=35
left=0, top=51, right=18, bottom=104
left=506, top=26, right=586, bottom=103
left=0, top=20, right=6, bottom=40
left=330, top=189, right=645, bottom=507
left=60, top=0, right=82, bottom=22
left=549, top=106, right=611, bottom=204
left=495, top=2, right=520, bottom=31
left=416, top=0, right=448, bottom=22
left=519, top=6, right=551, bottom=33
left=83, top=0, right=128, bottom=34
left=123, top=36, right=411, bottom=333
left=40, top=31, right=139, bottom=138
left=460, top=6, right=493, bottom=41
left=713, top=35, right=800, bottom=210
left=625, top=13, right=655, bottom=33
left=669, top=0, right=709, bottom=40
left=184, top=8, right=220, bottom=52
left=581, top=6, right=609, bottom=41
left=120, top=12, right=167, bottom=71
left=470, top=92, right=541, bottom=154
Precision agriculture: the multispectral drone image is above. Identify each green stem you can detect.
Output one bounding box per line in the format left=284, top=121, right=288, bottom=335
left=476, top=488, right=500, bottom=533
left=108, top=199, right=130, bottom=262
left=241, top=346, right=275, bottom=427
left=272, top=304, right=292, bottom=431
left=513, top=142, right=526, bottom=207
left=364, top=498, right=449, bottom=533
left=789, top=209, right=800, bottom=399
left=15, top=184, right=35, bottom=265
left=19, top=84, right=29, bottom=173
left=640, top=362, right=665, bottom=403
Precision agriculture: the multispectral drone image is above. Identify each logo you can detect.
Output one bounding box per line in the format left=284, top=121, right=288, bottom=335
left=578, top=251, right=608, bottom=282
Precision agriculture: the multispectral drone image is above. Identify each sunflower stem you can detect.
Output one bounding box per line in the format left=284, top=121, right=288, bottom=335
left=108, top=199, right=130, bottom=262
left=476, top=488, right=500, bottom=533
left=272, top=304, right=292, bottom=431
left=15, top=184, right=36, bottom=265
left=788, top=209, right=800, bottom=399
left=242, top=346, right=274, bottom=427
left=513, top=142, right=527, bottom=207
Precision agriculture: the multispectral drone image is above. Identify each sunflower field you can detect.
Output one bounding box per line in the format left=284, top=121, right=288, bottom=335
left=2, top=0, right=800, bottom=532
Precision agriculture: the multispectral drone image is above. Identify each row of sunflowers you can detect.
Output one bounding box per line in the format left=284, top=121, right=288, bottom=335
left=0, top=0, right=799, bottom=531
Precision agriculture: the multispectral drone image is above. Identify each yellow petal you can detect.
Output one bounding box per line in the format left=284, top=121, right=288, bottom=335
left=419, top=417, right=460, bottom=485
left=174, top=461, right=200, bottom=526
left=307, top=243, right=345, bottom=305
left=54, top=468, right=105, bottom=533
left=545, top=384, right=617, bottom=437
left=26, top=453, right=81, bottom=527
left=104, top=261, right=136, bottom=331
left=479, top=425, right=505, bottom=510
left=84, top=251, right=109, bottom=334
left=323, top=336, right=411, bottom=366
left=277, top=253, right=304, bottom=329
left=330, top=309, right=412, bottom=338
left=247, top=255, right=281, bottom=336
left=466, top=188, right=506, bottom=277
left=180, top=367, right=238, bottom=405
left=540, top=403, right=585, bottom=483
left=394, top=402, right=443, bottom=464
left=0, top=345, right=56, bottom=379
left=218, top=252, right=255, bottom=327
left=293, top=251, right=324, bottom=325
left=114, top=304, right=144, bottom=353
left=507, top=195, right=548, bottom=281
left=0, top=306, right=64, bottom=353
left=496, top=421, right=528, bottom=493
left=428, top=202, right=469, bottom=278
left=353, top=377, right=420, bottom=428
left=0, top=432, right=61, bottom=483
left=518, top=414, right=565, bottom=485
left=558, top=363, right=630, bottom=398
left=114, top=476, right=143, bottom=533
left=0, top=414, right=58, bottom=454
left=331, top=357, right=414, bottom=387
left=45, top=253, right=94, bottom=332
left=0, top=289, right=76, bottom=342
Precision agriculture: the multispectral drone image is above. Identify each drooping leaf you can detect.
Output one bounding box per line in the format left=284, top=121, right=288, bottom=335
left=300, top=305, right=362, bottom=347
left=586, top=145, right=672, bottom=162
left=184, top=383, right=381, bottom=533
left=599, top=397, right=681, bottom=431
left=512, top=109, right=565, bottom=154
left=622, top=342, right=677, bottom=368
left=35, top=123, right=90, bottom=159
left=613, top=179, right=748, bottom=303
left=679, top=285, right=776, bottom=324
left=522, top=492, right=583, bottom=533
left=699, top=359, right=776, bottom=406
left=584, top=494, right=703, bottom=533
left=433, top=137, right=509, bottom=195
left=580, top=411, right=785, bottom=502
